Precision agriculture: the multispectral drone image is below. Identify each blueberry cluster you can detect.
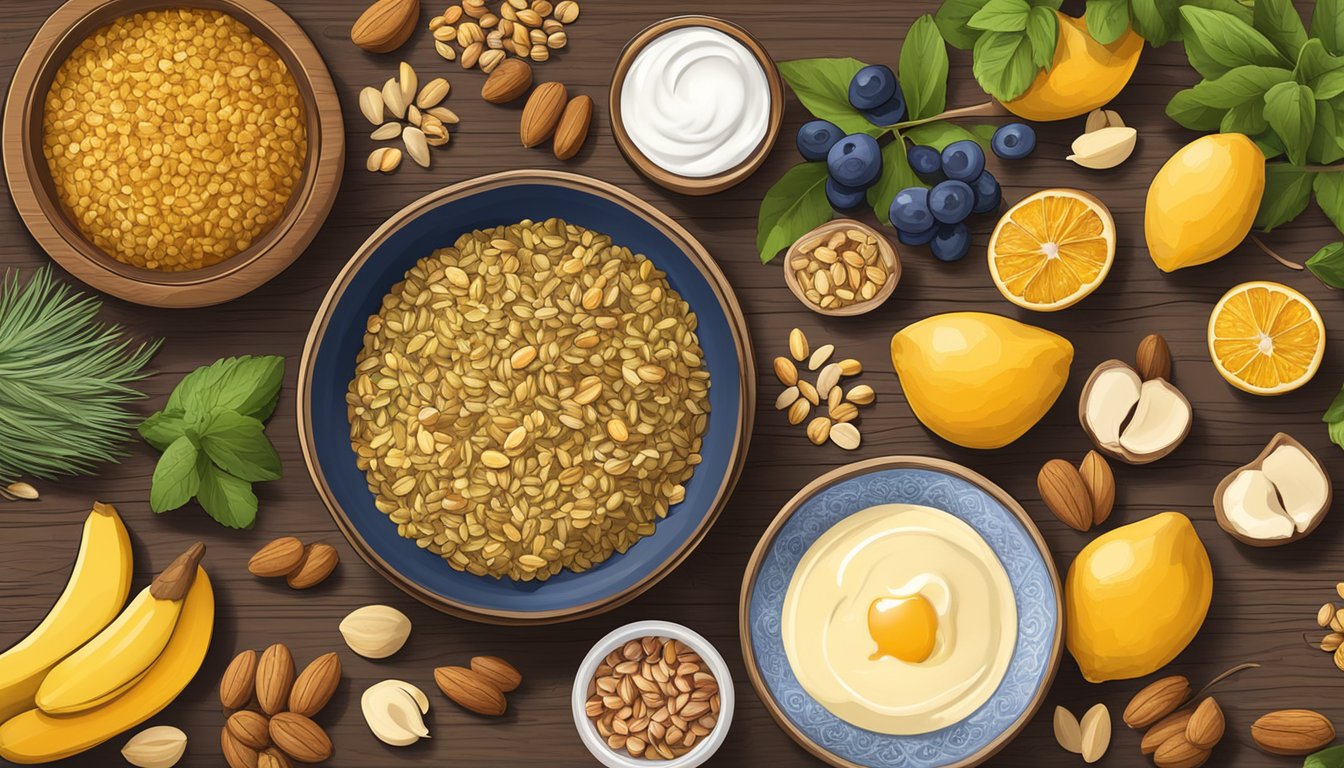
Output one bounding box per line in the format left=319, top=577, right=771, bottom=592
left=890, top=124, right=1036, bottom=262
left=795, top=65, right=906, bottom=212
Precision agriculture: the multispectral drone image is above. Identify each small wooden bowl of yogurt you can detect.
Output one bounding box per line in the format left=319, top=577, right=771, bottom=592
left=609, top=15, right=783, bottom=196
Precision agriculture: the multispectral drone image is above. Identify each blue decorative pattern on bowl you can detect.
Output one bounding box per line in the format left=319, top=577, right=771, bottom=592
left=745, top=463, right=1059, bottom=768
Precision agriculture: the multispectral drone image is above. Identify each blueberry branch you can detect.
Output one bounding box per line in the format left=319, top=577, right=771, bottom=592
left=884, top=100, right=1008, bottom=131
left=1249, top=234, right=1305, bottom=271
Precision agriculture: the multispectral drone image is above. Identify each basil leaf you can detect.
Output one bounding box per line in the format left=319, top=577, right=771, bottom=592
left=904, top=121, right=995, bottom=150
left=1221, top=99, right=1268, bottom=134
left=757, top=162, right=832, bottom=263
left=1317, top=70, right=1344, bottom=99
left=1255, top=163, right=1314, bottom=230
left=151, top=435, right=200, bottom=514
left=778, top=58, right=884, bottom=138
left=1315, top=172, right=1344, bottom=233
left=969, top=0, right=1031, bottom=32
left=1085, top=0, right=1130, bottom=45
left=167, top=355, right=285, bottom=422
left=1330, top=417, right=1344, bottom=451
left=200, top=410, right=281, bottom=482
left=1191, top=65, right=1293, bottom=107
left=1179, top=6, right=1290, bottom=78
left=1326, top=386, right=1344, bottom=428
left=1255, top=131, right=1287, bottom=159
left=1026, top=6, right=1059, bottom=70
left=1293, top=39, right=1344, bottom=90
left=1030, top=0, right=1063, bottom=7
left=868, top=139, right=923, bottom=226
left=1185, top=0, right=1254, bottom=26
left=1131, top=0, right=1180, bottom=47
left=973, top=30, right=1039, bottom=101
left=1311, top=0, right=1344, bottom=56
left=196, top=463, right=257, bottom=529
left=936, top=0, right=988, bottom=49
left=139, top=408, right=188, bottom=452
left=901, top=15, right=950, bottom=120
left=1264, top=81, right=1317, bottom=165
left=1253, top=0, right=1307, bottom=59
left=1307, top=242, right=1344, bottom=289
left=1166, top=89, right=1229, bottom=130
left=1309, top=103, right=1344, bottom=164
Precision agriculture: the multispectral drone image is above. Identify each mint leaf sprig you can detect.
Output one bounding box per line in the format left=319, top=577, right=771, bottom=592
left=139, top=355, right=284, bottom=529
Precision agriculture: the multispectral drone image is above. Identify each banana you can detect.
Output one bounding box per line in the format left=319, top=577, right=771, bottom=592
left=0, top=503, right=132, bottom=723
left=0, top=568, right=214, bottom=764
left=35, top=542, right=205, bottom=715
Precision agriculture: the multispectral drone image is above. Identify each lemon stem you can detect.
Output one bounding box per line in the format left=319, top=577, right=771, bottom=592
left=1305, top=163, right=1344, bottom=172
left=885, top=100, right=1009, bottom=131
left=1249, top=234, right=1304, bottom=271
left=1193, top=662, right=1261, bottom=700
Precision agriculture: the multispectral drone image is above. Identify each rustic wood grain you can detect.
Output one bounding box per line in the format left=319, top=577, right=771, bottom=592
left=0, top=0, right=1341, bottom=765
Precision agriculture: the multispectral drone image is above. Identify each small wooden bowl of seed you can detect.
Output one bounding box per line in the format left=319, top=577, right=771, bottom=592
left=783, top=219, right=900, bottom=316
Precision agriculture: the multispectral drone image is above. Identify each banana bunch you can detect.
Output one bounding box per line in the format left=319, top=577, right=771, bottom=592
left=0, top=503, right=216, bottom=764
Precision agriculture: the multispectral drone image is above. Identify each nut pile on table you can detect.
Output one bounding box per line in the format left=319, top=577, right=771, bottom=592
left=774, top=328, right=872, bottom=450
left=429, top=0, right=578, bottom=71
left=359, top=61, right=458, bottom=172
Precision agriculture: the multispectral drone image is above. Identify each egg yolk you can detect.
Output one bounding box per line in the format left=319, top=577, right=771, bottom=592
left=868, top=594, right=938, bottom=663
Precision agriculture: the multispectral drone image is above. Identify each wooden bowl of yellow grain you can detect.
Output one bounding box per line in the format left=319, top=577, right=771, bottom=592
left=2, top=0, right=344, bottom=308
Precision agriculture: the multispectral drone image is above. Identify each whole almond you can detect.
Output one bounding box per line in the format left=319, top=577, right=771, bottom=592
left=553, top=94, right=592, bottom=160
left=1136, top=333, right=1173, bottom=381
left=482, top=58, right=533, bottom=103
left=248, top=537, right=305, bottom=578
left=289, top=652, right=342, bottom=717
left=434, top=665, right=507, bottom=716
left=1037, top=458, right=1093, bottom=532
left=269, top=713, right=332, bottom=764
left=1143, top=708, right=1194, bottom=755
left=286, top=543, right=339, bottom=590
left=221, top=727, right=259, bottom=768
left=1078, top=451, right=1115, bottom=526
left=1153, top=733, right=1210, bottom=768
left=1186, top=698, right=1224, bottom=750
left=520, top=82, right=567, bottom=147
left=1124, top=675, right=1191, bottom=729
left=221, top=649, right=258, bottom=709
left=256, top=644, right=295, bottom=716
left=470, top=655, right=522, bottom=692
left=227, top=710, right=271, bottom=750
left=351, top=0, right=419, bottom=53
left=1251, top=709, right=1336, bottom=755
left=258, top=748, right=292, bottom=768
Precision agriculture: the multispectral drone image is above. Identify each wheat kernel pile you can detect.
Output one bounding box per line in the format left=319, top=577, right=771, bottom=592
left=347, top=218, right=711, bottom=581
left=42, top=9, right=307, bottom=271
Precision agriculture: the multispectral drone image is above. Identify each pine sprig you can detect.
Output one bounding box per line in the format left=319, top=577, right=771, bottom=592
left=0, top=267, right=159, bottom=482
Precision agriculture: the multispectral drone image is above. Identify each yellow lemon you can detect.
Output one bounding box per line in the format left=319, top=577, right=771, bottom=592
left=1146, top=133, right=1266, bottom=272
left=1004, top=13, right=1144, bottom=121
left=1066, top=512, right=1212, bottom=683
left=988, top=189, right=1116, bottom=311
left=890, top=312, right=1073, bottom=449
left=1208, top=280, right=1324, bottom=395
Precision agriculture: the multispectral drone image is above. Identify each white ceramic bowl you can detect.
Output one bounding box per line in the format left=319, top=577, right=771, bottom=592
left=571, top=620, right=735, bottom=768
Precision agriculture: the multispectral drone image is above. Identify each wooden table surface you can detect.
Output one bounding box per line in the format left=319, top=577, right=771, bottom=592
left=1, top=0, right=1342, bottom=765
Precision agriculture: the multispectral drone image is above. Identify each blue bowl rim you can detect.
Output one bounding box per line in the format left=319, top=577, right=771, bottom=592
left=297, top=169, right=756, bottom=624
left=737, top=455, right=1063, bottom=768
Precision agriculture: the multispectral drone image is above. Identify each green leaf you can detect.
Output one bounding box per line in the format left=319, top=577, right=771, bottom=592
left=1190, top=65, right=1293, bottom=107
left=756, top=162, right=831, bottom=263
left=1166, top=89, right=1229, bottom=130
left=139, top=409, right=188, bottom=452
left=1309, top=103, right=1344, bottom=164
left=1029, top=0, right=1063, bottom=7
left=200, top=410, right=281, bottom=482
left=936, top=0, right=988, bottom=49
left=969, top=0, right=1031, bottom=32
left=1252, top=0, right=1307, bottom=58
left=1293, top=39, right=1344, bottom=93
left=167, top=355, right=285, bottom=422
left=1221, top=99, right=1268, bottom=134
left=1311, top=0, right=1344, bottom=56
left=1307, top=242, right=1344, bottom=288
left=905, top=121, right=994, bottom=150
left=1026, top=6, right=1059, bottom=70
left=1329, top=417, right=1344, bottom=450
left=900, top=16, right=950, bottom=120
left=1264, top=81, right=1316, bottom=165
left=1185, top=0, right=1253, bottom=26
left=150, top=435, right=200, bottom=513
left=1254, top=163, right=1314, bottom=230
left=973, top=30, right=1039, bottom=101
left=1085, top=0, right=1130, bottom=44
left=1255, top=131, right=1287, bottom=159
left=196, top=463, right=257, bottom=529
left=868, top=139, right=923, bottom=226
left=1317, top=70, right=1344, bottom=99
left=1315, top=172, right=1344, bottom=233
left=1179, top=6, right=1290, bottom=78
left=1130, top=0, right=1180, bottom=47
left=778, top=58, right=884, bottom=137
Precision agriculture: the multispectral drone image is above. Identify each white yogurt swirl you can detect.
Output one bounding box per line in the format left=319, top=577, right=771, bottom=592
left=619, top=26, right=771, bottom=178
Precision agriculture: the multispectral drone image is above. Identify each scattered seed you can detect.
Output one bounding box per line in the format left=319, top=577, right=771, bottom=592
left=788, top=328, right=809, bottom=362
left=808, top=344, right=834, bottom=371
left=774, top=386, right=799, bottom=411
left=403, top=126, right=431, bottom=168
left=846, top=384, right=875, bottom=405
left=838, top=358, right=863, bottom=376
left=815, top=363, right=841, bottom=399
left=773, top=357, right=798, bottom=387
left=417, top=77, right=451, bottom=108
left=371, top=123, right=402, bottom=141
left=797, top=380, right=819, bottom=406
left=382, top=77, right=407, bottom=118
left=786, top=399, right=810, bottom=425
left=360, top=86, right=386, bottom=125
left=1320, top=603, right=1336, bottom=628
left=4, top=482, right=38, bottom=500
left=806, top=417, right=831, bottom=446
left=829, top=422, right=860, bottom=450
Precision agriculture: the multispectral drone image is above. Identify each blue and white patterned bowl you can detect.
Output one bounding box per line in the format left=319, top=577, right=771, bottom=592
left=739, top=456, right=1062, bottom=768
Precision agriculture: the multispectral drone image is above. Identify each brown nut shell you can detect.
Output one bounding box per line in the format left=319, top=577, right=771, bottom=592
left=1124, top=675, right=1190, bottom=729
left=1136, top=332, right=1173, bottom=381
left=434, top=665, right=508, bottom=716
left=1153, top=733, right=1210, bottom=768
left=256, top=643, right=295, bottom=716
left=1142, top=708, right=1194, bottom=755
left=222, top=726, right=260, bottom=768
left=289, top=652, right=342, bottom=717
left=520, top=82, right=567, bottom=147
left=248, top=537, right=306, bottom=578
left=482, top=58, right=533, bottom=103
left=269, top=712, right=333, bottom=763
left=1185, top=697, right=1225, bottom=750
left=1251, top=709, right=1336, bottom=755
left=221, top=649, right=258, bottom=709
left=285, top=543, right=339, bottom=589
left=1037, top=458, right=1093, bottom=531
left=470, top=655, right=523, bottom=692
left=351, top=0, right=420, bottom=53
left=1078, top=450, right=1115, bottom=526
left=553, top=95, right=592, bottom=160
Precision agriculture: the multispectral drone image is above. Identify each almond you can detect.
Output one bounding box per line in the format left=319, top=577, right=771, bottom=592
left=221, top=727, right=259, bottom=768
left=1037, top=458, right=1093, bottom=531
left=1080, top=703, right=1111, bottom=763
left=258, top=748, right=292, bottom=768
left=285, top=543, right=339, bottom=590
left=520, top=82, right=567, bottom=148
left=256, top=644, right=295, bottom=716
left=482, top=58, right=533, bottom=103
left=1124, top=675, right=1190, bottom=729
left=1136, top=332, right=1173, bottom=381
left=269, top=713, right=332, bottom=763
left=553, top=94, right=592, bottom=160
left=1251, top=709, right=1336, bottom=755
left=248, top=537, right=305, bottom=578
left=1153, top=733, right=1210, bottom=768
left=434, top=665, right=507, bottom=716
left=1078, top=450, right=1115, bottom=526
left=470, top=655, right=522, bottom=692
left=351, top=0, right=419, bottom=53
left=1185, top=698, right=1224, bottom=750
left=289, top=652, right=342, bottom=717
left=227, top=710, right=271, bottom=750
left=1142, top=708, right=1194, bottom=755
left=221, top=649, right=258, bottom=709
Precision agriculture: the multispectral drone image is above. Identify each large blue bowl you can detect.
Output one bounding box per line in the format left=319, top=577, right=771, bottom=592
left=299, top=171, right=754, bottom=624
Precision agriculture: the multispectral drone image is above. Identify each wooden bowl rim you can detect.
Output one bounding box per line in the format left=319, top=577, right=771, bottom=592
left=737, top=455, right=1063, bottom=768
left=781, top=218, right=901, bottom=316
left=608, top=14, right=783, bottom=197
left=1, top=0, right=344, bottom=308
left=297, top=169, right=757, bottom=625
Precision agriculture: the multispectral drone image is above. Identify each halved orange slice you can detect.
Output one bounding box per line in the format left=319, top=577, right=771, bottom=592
left=987, top=189, right=1116, bottom=311
left=1208, top=281, right=1324, bottom=395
